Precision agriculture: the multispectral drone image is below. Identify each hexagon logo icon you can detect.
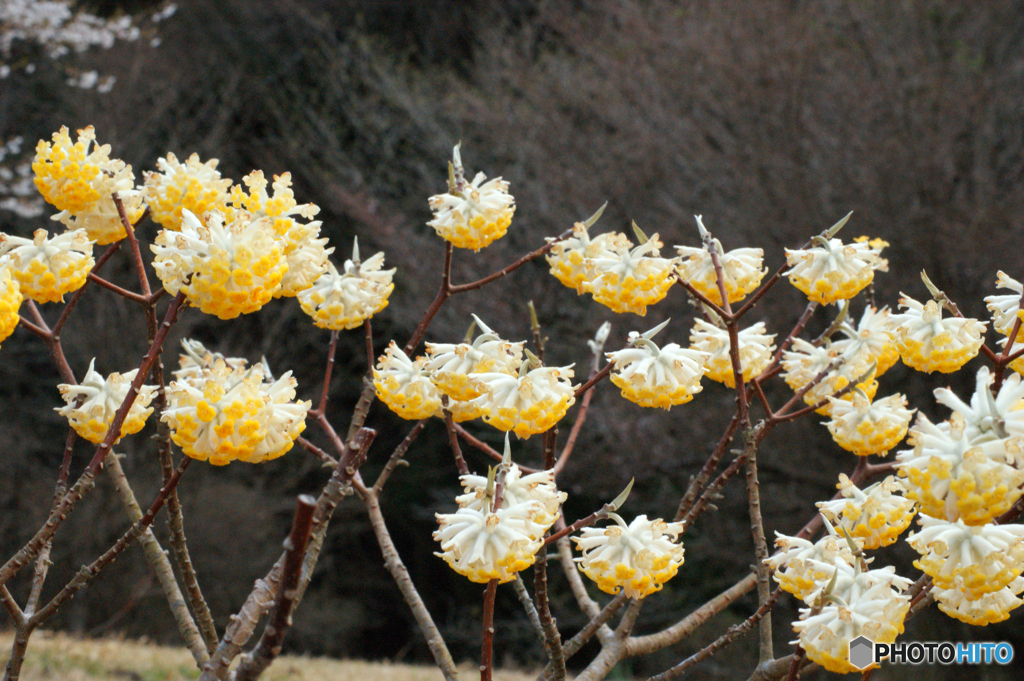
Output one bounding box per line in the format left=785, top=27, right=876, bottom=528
left=849, top=635, right=875, bottom=670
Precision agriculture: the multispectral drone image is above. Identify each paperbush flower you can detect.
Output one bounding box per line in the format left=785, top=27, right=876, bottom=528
left=793, top=568, right=910, bottom=674
left=428, top=146, right=514, bottom=251
left=456, top=458, right=566, bottom=528
left=985, top=271, right=1024, bottom=335
left=32, top=126, right=145, bottom=245
left=151, top=208, right=286, bottom=319
left=373, top=342, right=442, bottom=420
left=0, top=265, right=22, bottom=345
left=816, top=475, right=916, bottom=549
left=546, top=222, right=632, bottom=293
left=434, top=500, right=547, bottom=583
left=573, top=514, right=685, bottom=599
left=890, top=294, right=986, bottom=373
left=144, top=152, right=232, bottom=232
left=781, top=338, right=878, bottom=416
left=766, top=531, right=859, bottom=600
left=690, top=319, right=775, bottom=387
left=675, top=240, right=766, bottom=305
left=831, top=306, right=900, bottom=377
left=934, top=576, right=1024, bottom=626
left=587, top=233, right=677, bottom=315
left=162, top=359, right=309, bottom=465
left=825, top=392, right=914, bottom=456
left=896, top=413, right=1024, bottom=526
left=473, top=363, right=576, bottom=438
left=907, top=516, right=1024, bottom=599
left=0, top=228, right=93, bottom=302
left=607, top=320, right=709, bottom=408
left=56, top=359, right=156, bottom=444
left=297, top=239, right=394, bottom=330
left=173, top=339, right=248, bottom=387
left=425, top=315, right=524, bottom=401
left=785, top=235, right=888, bottom=305
left=998, top=334, right=1024, bottom=377
left=933, top=366, right=1024, bottom=443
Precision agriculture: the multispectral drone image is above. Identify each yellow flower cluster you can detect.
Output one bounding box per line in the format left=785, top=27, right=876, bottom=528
left=162, top=343, right=309, bottom=465
left=56, top=359, right=157, bottom=444
left=144, top=152, right=232, bottom=232
left=984, top=270, right=1024, bottom=335
left=33, top=126, right=144, bottom=245
left=587, top=233, right=677, bottom=315
left=0, top=229, right=94, bottom=303
left=373, top=342, right=443, bottom=420
left=825, top=392, right=914, bottom=456
left=151, top=208, right=286, bottom=319
left=891, top=294, right=986, bottom=373
left=473, top=364, right=576, bottom=438
left=816, top=475, right=916, bottom=549
left=782, top=338, right=879, bottom=416
left=428, top=146, right=514, bottom=251
left=675, top=238, right=766, bottom=305
left=606, top=320, right=709, bottom=409
left=766, top=531, right=859, bottom=600
left=0, top=265, right=23, bottom=346
left=546, top=221, right=632, bottom=294
left=785, top=233, right=888, bottom=305
left=573, top=513, right=685, bottom=599
left=934, top=577, right=1024, bottom=626
left=689, top=319, right=775, bottom=387
left=425, top=315, right=524, bottom=402
left=297, top=239, right=393, bottom=330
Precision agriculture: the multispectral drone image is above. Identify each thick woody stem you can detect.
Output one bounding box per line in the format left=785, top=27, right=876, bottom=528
left=742, top=426, right=774, bottom=664
left=232, top=495, right=318, bottom=681
left=512, top=576, right=547, bottom=644
left=532, top=551, right=566, bottom=680
left=481, top=579, right=498, bottom=681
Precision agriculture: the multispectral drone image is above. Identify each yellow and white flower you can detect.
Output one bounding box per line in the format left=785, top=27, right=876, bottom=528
left=56, top=359, right=156, bottom=444
left=144, top=152, right=232, bottom=232
left=675, top=233, right=766, bottom=306
left=825, top=392, right=914, bottom=456
left=782, top=338, right=878, bottom=416
left=425, top=315, right=524, bottom=401
left=766, top=531, right=860, bottom=601
left=473, top=363, right=576, bottom=438
left=0, top=228, right=94, bottom=303
left=907, top=516, right=1024, bottom=600
left=934, top=575, right=1024, bottom=626
left=546, top=220, right=632, bottom=293
left=607, top=319, right=709, bottom=408
left=373, top=342, right=442, bottom=420
left=434, top=499, right=548, bottom=583
left=831, top=306, right=900, bottom=378
left=890, top=293, right=986, bottom=373
left=151, top=208, right=286, bottom=319
left=428, top=146, right=514, bottom=251
left=33, top=126, right=145, bottom=245
left=173, top=339, right=249, bottom=388
left=0, top=265, right=22, bottom=345
left=984, top=271, right=1024, bottom=335
left=587, top=232, right=677, bottom=316
left=297, top=238, right=394, bottom=330
left=690, top=319, right=775, bottom=387
left=933, top=366, right=1024, bottom=444
left=816, top=475, right=916, bottom=549
left=785, top=230, right=888, bottom=305
left=573, top=513, right=685, bottom=599
left=456, top=447, right=566, bottom=528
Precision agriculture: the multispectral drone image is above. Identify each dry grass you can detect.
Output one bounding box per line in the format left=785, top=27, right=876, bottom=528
left=0, top=630, right=540, bottom=681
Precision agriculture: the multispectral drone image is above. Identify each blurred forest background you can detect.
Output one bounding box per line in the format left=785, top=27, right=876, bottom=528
left=3, top=1, right=1024, bottom=678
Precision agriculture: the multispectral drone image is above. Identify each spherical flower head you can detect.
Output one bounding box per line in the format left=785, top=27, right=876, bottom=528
left=0, top=228, right=94, bottom=303
left=456, top=461, right=566, bottom=529
left=252, top=367, right=311, bottom=461
left=226, top=170, right=321, bottom=248
left=373, top=342, right=442, bottom=420
left=547, top=222, right=633, bottom=293
left=33, top=126, right=144, bottom=245
left=907, top=516, right=1024, bottom=599
left=473, top=363, right=576, bottom=438
left=173, top=339, right=249, bottom=389
left=891, top=294, right=986, bottom=373
left=151, top=208, right=287, bottom=319
left=690, top=319, right=775, bottom=387
left=831, top=306, right=899, bottom=378
left=793, top=571, right=910, bottom=673
left=896, top=412, right=1024, bottom=525
left=56, top=359, right=156, bottom=444
left=587, top=233, right=677, bottom=316
left=933, top=366, right=1024, bottom=444
left=817, top=475, right=916, bottom=549
left=434, top=500, right=547, bottom=583
left=785, top=235, right=888, bottom=305
left=934, top=576, right=1024, bottom=626
left=0, top=265, right=23, bottom=346
left=277, top=227, right=332, bottom=298
left=573, top=513, right=685, bottom=599
left=781, top=338, right=878, bottom=416
left=984, top=271, right=1024, bottom=335
left=144, top=152, right=232, bottom=232
left=297, top=238, right=394, bottom=330
left=825, top=392, right=915, bottom=456
left=765, top=532, right=859, bottom=600
left=425, top=315, right=525, bottom=401
left=675, top=240, right=766, bottom=305
left=607, top=320, right=709, bottom=409
left=428, top=147, right=514, bottom=251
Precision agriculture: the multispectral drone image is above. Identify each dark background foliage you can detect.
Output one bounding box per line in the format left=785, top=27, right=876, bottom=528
left=3, top=1, right=1024, bottom=677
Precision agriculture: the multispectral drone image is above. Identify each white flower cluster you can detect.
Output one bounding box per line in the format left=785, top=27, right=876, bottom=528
left=0, top=0, right=143, bottom=62
left=573, top=514, right=685, bottom=599
left=0, top=137, right=44, bottom=218
left=56, top=359, right=156, bottom=444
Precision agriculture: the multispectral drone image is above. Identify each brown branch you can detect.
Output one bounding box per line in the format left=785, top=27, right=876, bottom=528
left=312, top=330, right=340, bottom=417
left=674, top=412, right=742, bottom=522
left=450, top=229, right=571, bottom=294
left=574, top=362, right=612, bottom=399
left=112, top=193, right=152, bottom=298
left=87, top=272, right=149, bottom=304
left=373, top=420, right=427, bottom=492
left=296, top=435, right=338, bottom=467
left=443, top=402, right=470, bottom=475
left=53, top=241, right=122, bottom=336
left=742, top=426, right=773, bottom=664
left=481, top=579, right=499, bottom=681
